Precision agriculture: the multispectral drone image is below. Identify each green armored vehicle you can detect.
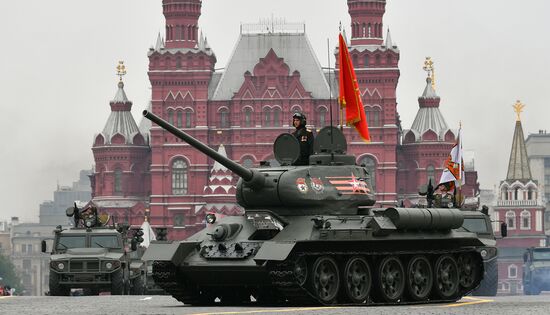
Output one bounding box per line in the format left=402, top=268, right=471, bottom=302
left=458, top=207, right=505, bottom=296
left=43, top=206, right=146, bottom=296
left=142, top=110, right=486, bottom=306
left=523, top=247, right=550, bottom=295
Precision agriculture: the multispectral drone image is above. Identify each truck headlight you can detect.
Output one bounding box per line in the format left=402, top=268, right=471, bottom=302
left=105, top=262, right=113, bottom=270
left=480, top=249, right=488, bottom=258
left=57, top=262, right=65, bottom=270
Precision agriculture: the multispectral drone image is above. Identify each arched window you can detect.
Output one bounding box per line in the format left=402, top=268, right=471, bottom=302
left=185, top=110, right=192, bottom=128
left=514, top=187, right=519, bottom=200
left=521, top=210, right=531, bottom=229
left=528, top=188, right=533, bottom=200
left=263, top=108, right=271, bottom=127
left=242, top=158, right=254, bottom=168
left=352, top=54, right=358, bottom=67
left=375, top=55, right=381, bottom=65
left=360, top=156, right=376, bottom=191
left=362, top=23, right=366, bottom=37
left=176, top=56, right=182, bottom=69
left=367, top=23, right=372, bottom=37
left=244, top=108, right=252, bottom=127
left=167, top=110, right=174, bottom=126
left=172, top=159, right=188, bottom=195
left=364, top=55, right=369, bottom=67
left=219, top=108, right=229, bottom=128
left=114, top=168, right=122, bottom=193
left=273, top=108, right=281, bottom=127
left=506, top=210, right=516, bottom=229
left=318, top=107, right=327, bottom=128
left=426, top=165, right=435, bottom=185
left=386, top=55, right=392, bottom=65
left=177, top=111, right=183, bottom=128
left=502, top=187, right=508, bottom=200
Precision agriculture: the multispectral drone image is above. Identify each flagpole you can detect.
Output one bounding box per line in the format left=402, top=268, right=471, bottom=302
left=458, top=122, right=463, bottom=207
left=327, top=38, right=334, bottom=145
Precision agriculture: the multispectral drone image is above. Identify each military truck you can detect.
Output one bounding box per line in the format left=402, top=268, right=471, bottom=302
left=522, top=247, right=550, bottom=295
left=458, top=207, right=505, bottom=296
left=42, top=205, right=147, bottom=296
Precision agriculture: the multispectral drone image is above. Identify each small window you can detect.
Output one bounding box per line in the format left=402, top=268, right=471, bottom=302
left=273, top=108, right=281, bottom=127
left=172, top=159, right=188, bottom=195
left=263, top=109, right=271, bottom=127
left=174, top=214, right=185, bottom=227
left=506, top=211, right=516, bottom=229
left=318, top=107, right=327, bottom=128
left=508, top=265, right=517, bottom=278
left=364, top=55, right=369, bottom=67
left=521, top=210, right=531, bottom=229
left=177, top=111, right=183, bottom=128
left=426, top=165, right=435, bottom=185
left=185, top=111, right=192, bottom=128
left=220, top=109, right=229, bottom=128
left=244, top=108, right=252, bottom=127
left=114, top=168, right=122, bottom=193
left=168, top=110, right=174, bottom=126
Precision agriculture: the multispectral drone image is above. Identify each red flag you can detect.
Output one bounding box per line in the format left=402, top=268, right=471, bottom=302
left=338, top=33, right=370, bottom=142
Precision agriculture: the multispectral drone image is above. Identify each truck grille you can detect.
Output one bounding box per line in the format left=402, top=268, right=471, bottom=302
left=69, top=260, right=100, bottom=272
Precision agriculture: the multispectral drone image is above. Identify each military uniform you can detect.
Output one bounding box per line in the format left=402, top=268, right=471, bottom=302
left=292, top=126, right=314, bottom=166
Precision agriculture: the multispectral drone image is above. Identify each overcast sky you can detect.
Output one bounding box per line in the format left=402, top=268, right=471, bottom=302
left=1, top=0, right=549, bottom=223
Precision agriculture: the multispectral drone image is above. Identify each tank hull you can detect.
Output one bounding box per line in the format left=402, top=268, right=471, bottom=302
left=146, top=210, right=485, bottom=305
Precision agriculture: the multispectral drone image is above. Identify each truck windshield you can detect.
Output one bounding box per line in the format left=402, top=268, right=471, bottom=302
left=90, top=235, right=120, bottom=249
left=533, top=249, right=550, bottom=260
left=57, top=235, right=86, bottom=250
left=460, top=218, right=489, bottom=233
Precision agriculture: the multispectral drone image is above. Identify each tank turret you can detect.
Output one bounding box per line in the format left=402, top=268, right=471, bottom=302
left=143, top=110, right=375, bottom=215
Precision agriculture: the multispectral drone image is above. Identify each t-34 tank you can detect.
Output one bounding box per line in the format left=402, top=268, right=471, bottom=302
left=142, top=110, right=485, bottom=306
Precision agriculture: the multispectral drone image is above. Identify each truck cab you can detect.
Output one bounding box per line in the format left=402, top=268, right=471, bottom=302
left=44, top=226, right=145, bottom=296
left=523, top=247, right=550, bottom=295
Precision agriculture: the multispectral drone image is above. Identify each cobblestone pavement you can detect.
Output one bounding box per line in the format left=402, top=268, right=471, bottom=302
left=1, top=295, right=549, bottom=315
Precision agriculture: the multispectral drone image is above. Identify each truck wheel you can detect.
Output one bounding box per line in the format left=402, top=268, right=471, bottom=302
left=130, top=277, right=144, bottom=295
left=472, top=259, right=498, bottom=296
left=49, top=272, right=70, bottom=296
left=111, top=270, right=124, bottom=295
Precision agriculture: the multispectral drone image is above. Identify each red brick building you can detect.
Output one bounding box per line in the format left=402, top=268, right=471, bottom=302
left=90, top=0, right=478, bottom=240
left=494, top=104, right=546, bottom=295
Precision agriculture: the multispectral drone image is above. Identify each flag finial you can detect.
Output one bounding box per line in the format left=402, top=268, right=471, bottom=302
left=423, top=57, right=435, bottom=90
left=513, top=100, right=525, bottom=121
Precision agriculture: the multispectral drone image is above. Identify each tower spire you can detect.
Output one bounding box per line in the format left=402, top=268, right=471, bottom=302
left=506, top=100, right=532, bottom=180
left=347, top=0, right=386, bottom=46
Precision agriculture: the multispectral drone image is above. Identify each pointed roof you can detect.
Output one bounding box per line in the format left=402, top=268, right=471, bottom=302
left=385, top=29, right=394, bottom=48
left=211, top=32, right=330, bottom=100
left=506, top=120, right=532, bottom=180
left=97, top=81, right=145, bottom=145
left=154, top=32, right=164, bottom=51
left=407, top=77, right=453, bottom=141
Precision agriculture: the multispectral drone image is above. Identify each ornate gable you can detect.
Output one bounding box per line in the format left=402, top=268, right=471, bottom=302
left=233, top=49, right=312, bottom=100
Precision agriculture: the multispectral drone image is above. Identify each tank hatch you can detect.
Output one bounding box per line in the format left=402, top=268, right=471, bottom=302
left=310, top=126, right=355, bottom=166
left=273, top=133, right=300, bottom=166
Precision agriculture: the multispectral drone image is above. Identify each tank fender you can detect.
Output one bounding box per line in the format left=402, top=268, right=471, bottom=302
left=142, top=241, right=200, bottom=265
left=253, top=241, right=296, bottom=264
left=384, top=207, right=464, bottom=230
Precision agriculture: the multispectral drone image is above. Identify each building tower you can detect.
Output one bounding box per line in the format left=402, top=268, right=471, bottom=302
left=341, top=0, right=400, bottom=206
left=148, top=0, right=217, bottom=239
left=494, top=101, right=546, bottom=295
left=91, top=61, right=151, bottom=225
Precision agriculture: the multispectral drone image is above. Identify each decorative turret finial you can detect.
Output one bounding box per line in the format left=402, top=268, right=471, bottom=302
left=513, top=100, right=525, bottom=121
left=423, top=57, right=436, bottom=90
left=116, top=60, right=127, bottom=82
left=144, top=208, right=150, bottom=222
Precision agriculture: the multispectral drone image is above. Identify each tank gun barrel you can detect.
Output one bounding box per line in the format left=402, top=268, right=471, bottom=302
left=143, top=110, right=262, bottom=187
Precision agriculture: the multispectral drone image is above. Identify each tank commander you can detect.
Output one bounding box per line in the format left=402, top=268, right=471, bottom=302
left=434, top=182, right=455, bottom=208
left=291, top=112, right=314, bottom=166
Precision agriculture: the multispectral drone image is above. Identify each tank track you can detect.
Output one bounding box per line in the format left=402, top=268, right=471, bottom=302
left=268, top=248, right=483, bottom=306
left=152, top=261, right=202, bottom=304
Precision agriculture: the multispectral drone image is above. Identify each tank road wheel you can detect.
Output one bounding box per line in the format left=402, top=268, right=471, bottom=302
left=457, top=253, right=481, bottom=291
left=376, top=256, right=405, bottom=303
left=406, top=255, right=433, bottom=301
left=434, top=255, right=459, bottom=299
left=343, top=256, right=372, bottom=303
left=311, top=256, right=340, bottom=304
left=294, top=256, right=308, bottom=286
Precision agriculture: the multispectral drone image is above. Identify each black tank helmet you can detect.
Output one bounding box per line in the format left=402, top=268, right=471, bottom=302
left=292, top=112, right=307, bottom=127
